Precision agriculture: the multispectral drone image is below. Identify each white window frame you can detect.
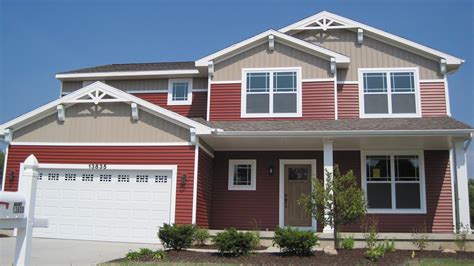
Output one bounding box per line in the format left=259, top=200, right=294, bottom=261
left=241, top=67, right=302, bottom=118
left=361, top=150, right=427, bottom=214
left=228, top=159, right=257, bottom=191
left=358, top=68, right=421, bottom=118
left=168, top=78, right=193, bottom=105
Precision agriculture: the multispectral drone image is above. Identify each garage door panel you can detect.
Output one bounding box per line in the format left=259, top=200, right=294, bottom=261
left=34, top=168, right=173, bottom=243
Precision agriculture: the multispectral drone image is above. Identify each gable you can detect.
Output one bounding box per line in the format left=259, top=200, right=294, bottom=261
left=13, top=102, right=191, bottom=143
left=214, top=41, right=332, bottom=81
left=294, top=29, right=442, bottom=80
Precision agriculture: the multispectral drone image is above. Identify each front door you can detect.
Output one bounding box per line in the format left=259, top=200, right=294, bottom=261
left=284, top=164, right=312, bottom=227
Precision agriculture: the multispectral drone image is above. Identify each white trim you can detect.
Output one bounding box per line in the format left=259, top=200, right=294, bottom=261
left=279, top=11, right=463, bottom=66
left=241, top=67, right=302, bottom=118
left=199, top=144, right=215, bottom=158
left=193, top=88, right=208, bottom=92
left=358, top=67, right=422, bottom=118
left=127, top=90, right=167, bottom=94
left=334, top=69, right=338, bottom=120
left=192, top=138, right=199, bottom=224
left=337, top=81, right=359, bottom=85
left=444, top=75, right=452, bottom=117
left=301, top=78, right=335, bottom=83
left=419, top=79, right=445, bottom=83
left=31, top=162, right=178, bottom=225
left=167, top=78, right=193, bottom=105
left=449, top=148, right=457, bottom=233
left=453, top=140, right=471, bottom=230
left=209, top=80, right=242, bottom=85
left=55, top=69, right=199, bottom=80
left=206, top=73, right=212, bottom=121
left=0, top=81, right=213, bottom=135
left=361, top=150, right=427, bottom=214
left=279, top=159, right=317, bottom=231
left=1, top=146, right=8, bottom=191
left=195, top=29, right=350, bottom=67
left=228, top=159, right=257, bottom=191
left=10, top=142, right=193, bottom=147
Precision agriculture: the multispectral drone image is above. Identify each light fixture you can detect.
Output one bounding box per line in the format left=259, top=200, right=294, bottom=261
left=268, top=165, right=274, bottom=175
left=181, top=174, right=187, bottom=185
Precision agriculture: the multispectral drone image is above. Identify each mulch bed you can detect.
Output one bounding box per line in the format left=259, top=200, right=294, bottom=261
left=108, top=249, right=474, bottom=265
left=191, top=244, right=268, bottom=251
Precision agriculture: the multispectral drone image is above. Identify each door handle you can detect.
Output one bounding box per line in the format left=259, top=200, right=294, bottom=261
left=284, top=194, right=288, bottom=208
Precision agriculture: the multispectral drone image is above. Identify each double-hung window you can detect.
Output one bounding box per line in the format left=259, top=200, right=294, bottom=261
left=362, top=151, right=426, bottom=213
left=242, top=68, right=301, bottom=117
left=168, top=78, right=192, bottom=105
left=360, top=68, right=420, bottom=117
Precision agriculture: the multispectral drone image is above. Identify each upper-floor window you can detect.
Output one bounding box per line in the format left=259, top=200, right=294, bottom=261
left=168, top=78, right=192, bottom=105
left=359, top=68, right=420, bottom=118
left=241, top=68, right=302, bottom=118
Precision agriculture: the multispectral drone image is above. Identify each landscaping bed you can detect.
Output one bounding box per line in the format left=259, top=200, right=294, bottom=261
left=106, top=249, right=474, bottom=265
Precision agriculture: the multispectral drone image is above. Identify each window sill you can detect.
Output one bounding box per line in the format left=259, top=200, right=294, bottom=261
left=167, top=101, right=192, bottom=106
left=241, top=113, right=302, bottom=118
left=367, top=209, right=426, bottom=214
left=228, top=186, right=256, bottom=191
left=360, top=114, right=421, bottom=119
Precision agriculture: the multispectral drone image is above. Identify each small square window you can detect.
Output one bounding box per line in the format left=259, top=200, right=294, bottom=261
left=168, top=79, right=192, bottom=105
left=228, top=159, right=256, bottom=190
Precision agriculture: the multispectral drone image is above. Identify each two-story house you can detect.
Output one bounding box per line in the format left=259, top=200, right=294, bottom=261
left=0, top=11, right=472, bottom=243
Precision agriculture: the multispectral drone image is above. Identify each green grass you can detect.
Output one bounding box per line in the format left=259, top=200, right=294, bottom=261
left=409, top=258, right=474, bottom=266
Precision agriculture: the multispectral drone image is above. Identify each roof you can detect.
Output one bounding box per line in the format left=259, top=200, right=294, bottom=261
left=279, top=11, right=464, bottom=66
left=194, top=117, right=473, bottom=137
left=56, top=61, right=199, bottom=80
left=59, top=61, right=196, bottom=74
left=195, top=29, right=350, bottom=67
left=0, top=82, right=213, bottom=137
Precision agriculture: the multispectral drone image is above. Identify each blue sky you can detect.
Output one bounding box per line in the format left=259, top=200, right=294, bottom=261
left=0, top=0, right=473, bottom=175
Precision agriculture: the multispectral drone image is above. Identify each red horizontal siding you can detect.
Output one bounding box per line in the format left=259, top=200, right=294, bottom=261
left=210, top=150, right=453, bottom=233
left=136, top=92, right=207, bottom=118
left=420, top=82, right=447, bottom=117
left=337, top=83, right=359, bottom=119
left=196, top=149, right=214, bottom=228
left=4, top=145, right=196, bottom=224
left=209, top=81, right=335, bottom=121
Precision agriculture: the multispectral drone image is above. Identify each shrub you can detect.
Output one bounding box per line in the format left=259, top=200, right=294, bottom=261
left=213, top=228, right=257, bottom=256
left=411, top=224, right=429, bottom=251
left=455, top=224, right=469, bottom=252
left=193, top=228, right=210, bottom=246
left=152, top=250, right=166, bottom=260
left=125, top=250, right=141, bottom=261
left=366, top=243, right=386, bottom=262
left=341, top=235, right=355, bottom=250
left=158, top=223, right=196, bottom=250
left=364, top=219, right=385, bottom=262
left=138, top=248, right=153, bottom=256
left=272, top=227, right=319, bottom=256
left=383, top=240, right=396, bottom=253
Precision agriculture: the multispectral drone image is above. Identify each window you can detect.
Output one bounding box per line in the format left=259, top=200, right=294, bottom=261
left=242, top=68, right=301, bottom=117
left=168, top=78, right=192, bottom=105
left=228, top=159, right=257, bottom=190
left=362, top=151, right=425, bottom=213
left=360, top=69, right=420, bottom=118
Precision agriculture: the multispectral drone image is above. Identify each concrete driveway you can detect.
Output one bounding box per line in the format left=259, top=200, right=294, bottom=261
left=0, top=236, right=161, bottom=265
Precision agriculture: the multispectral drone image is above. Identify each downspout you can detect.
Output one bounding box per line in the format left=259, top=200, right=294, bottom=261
left=191, top=128, right=199, bottom=224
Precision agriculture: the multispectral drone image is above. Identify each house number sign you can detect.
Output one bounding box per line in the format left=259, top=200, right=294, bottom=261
left=88, top=164, right=107, bottom=170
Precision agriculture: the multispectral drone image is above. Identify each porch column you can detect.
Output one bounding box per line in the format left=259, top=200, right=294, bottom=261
left=454, top=139, right=471, bottom=231
left=323, top=139, right=334, bottom=233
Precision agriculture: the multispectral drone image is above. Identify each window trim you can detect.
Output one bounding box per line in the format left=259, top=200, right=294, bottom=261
left=241, top=67, right=302, bottom=118
left=358, top=68, right=421, bottom=118
left=361, top=150, right=427, bottom=214
left=168, top=78, right=193, bottom=105
left=228, top=159, right=257, bottom=191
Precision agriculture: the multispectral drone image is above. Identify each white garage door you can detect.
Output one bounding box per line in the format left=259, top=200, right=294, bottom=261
left=33, top=166, right=174, bottom=243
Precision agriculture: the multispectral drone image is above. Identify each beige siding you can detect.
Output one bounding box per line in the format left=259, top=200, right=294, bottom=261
left=193, top=78, right=208, bottom=90
left=13, top=103, right=190, bottom=143
left=294, top=29, right=442, bottom=80
left=214, top=42, right=332, bottom=81
left=62, top=81, right=84, bottom=93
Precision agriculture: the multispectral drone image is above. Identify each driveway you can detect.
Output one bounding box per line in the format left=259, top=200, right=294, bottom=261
left=0, top=236, right=161, bottom=265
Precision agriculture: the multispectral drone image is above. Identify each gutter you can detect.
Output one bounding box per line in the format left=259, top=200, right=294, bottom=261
left=214, top=129, right=474, bottom=138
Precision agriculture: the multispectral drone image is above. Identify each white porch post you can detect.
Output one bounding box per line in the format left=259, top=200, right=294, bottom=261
left=454, top=139, right=471, bottom=231
left=323, top=139, right=334, bottom=233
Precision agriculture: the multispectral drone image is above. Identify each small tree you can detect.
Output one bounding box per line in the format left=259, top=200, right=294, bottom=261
left=300, top=165, right=366, bottom=248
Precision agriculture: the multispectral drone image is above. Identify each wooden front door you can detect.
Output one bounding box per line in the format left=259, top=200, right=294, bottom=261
left=284, top=164, right=312, bottom=227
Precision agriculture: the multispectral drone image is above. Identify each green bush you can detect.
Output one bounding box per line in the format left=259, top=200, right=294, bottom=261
left=213, top=228, right=257, bottom=256
left=366, top=244, right=386, bottom=262
left=272, top=227, right=319, bottom=256
left=193, top=228, right=210, bottom=246
left=152, top=250, right=166, bottom=260
left=125, top=250, right=141, bottom=261
left=383, top=240, right=396, bottom=253
left=341, top=236, right=355, bottom=250
left=125, top=249, right=165, bottom=261
left=158, top=223, right=196, bottom=250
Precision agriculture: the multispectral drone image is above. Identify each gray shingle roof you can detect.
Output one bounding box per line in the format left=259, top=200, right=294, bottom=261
left=59, top=61, right=196, bottom=74
left=193, top=117, right=472, bottom=132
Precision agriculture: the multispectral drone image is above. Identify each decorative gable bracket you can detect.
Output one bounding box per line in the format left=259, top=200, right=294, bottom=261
left=63, top=87, right=128, bottom=105
left=294, top=16, right=355, bottom=31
